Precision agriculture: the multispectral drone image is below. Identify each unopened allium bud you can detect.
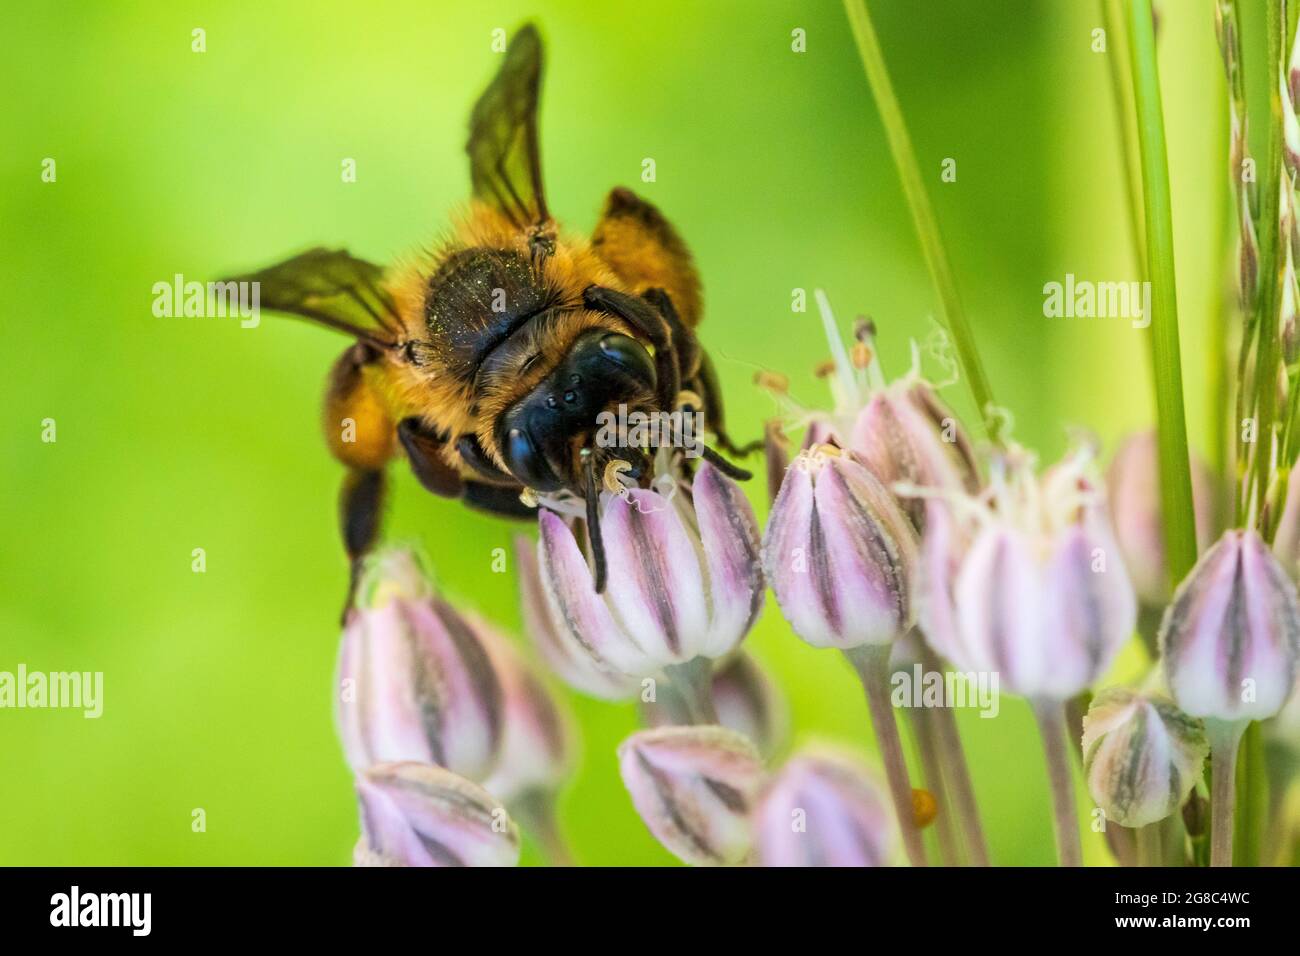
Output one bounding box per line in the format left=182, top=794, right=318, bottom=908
left=1107, top=431, right=1219, bottom=606
left=763, top=447, right=916, bottom=649
left=919, top=444, right=1136, bottom=700
left=513, top=536, right=637, bottom=700
left=354, top=762, right=520, bottom=867
left=336, top=548, right=503, bottom=779
left=1081, top=688, right=1208, bottom=828
left=537, top=462, right=763, bottom=680
left=1160, top=529, right=1300, bottom=722
left=618, top=725, right=764, bottom=866
left=474, top=618, right=573, bottom=804
left=849, top=381, right=977, bottom=528
left=752, top=750, right=894, bottom=867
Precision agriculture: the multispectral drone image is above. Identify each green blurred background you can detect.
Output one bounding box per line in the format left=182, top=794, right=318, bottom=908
left=0, top=0, right=1242, bottom=864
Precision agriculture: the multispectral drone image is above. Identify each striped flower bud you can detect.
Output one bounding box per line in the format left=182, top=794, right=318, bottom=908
left=353, top=762, right=520, bottom=867
left=1107, top=431, right=1219, bottom=606
left=918, top=444, right=1136, bottom=700
left=762, top=447, right=916, bottom=650
left=848, top=381, right=977, bottom=528
left=1081, top=688, right=1209, bottom=828
left=618, top=725, right=764, bottom=866
left=537, top=462, right=764, bottom=680
left=1159, top=529, right=1300, bottom=722
left=474, top=618, right=573, bottom=805
left=336, top=548, right=503, bottom=780
left=513, top=535, right=637, bottom=700
left=752, top=750, right=894, bottom=867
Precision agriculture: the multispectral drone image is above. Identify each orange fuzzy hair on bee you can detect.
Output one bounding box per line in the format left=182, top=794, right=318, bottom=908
left=383, top=202, right=637, bottom=476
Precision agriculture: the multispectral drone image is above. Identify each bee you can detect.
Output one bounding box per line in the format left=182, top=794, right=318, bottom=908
left=223, top=24, right=754, bottom=605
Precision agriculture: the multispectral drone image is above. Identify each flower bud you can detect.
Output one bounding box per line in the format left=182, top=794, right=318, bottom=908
left=336, top=548, right=503, bottom=779
left=474, top=617, right=573, bottom=804
left=1107, top=431, right=1219, bottom=606
left=752, top=750, right=894, bottom=867
left=354, top=762, right=520, bottom=867
left=1160, top=529, right=1300, bottom=722
left=919, top=445, right=1136, bottom=700
left=617, top=725, right=764, bottom=866
left=1081, top=687, right=1208, bottom=828
left=848, top=382, right=976, bottom=527
left=513, top=535, right=637, bottom=700
left=762, top=447, right=916, bottom=650
left=537, top=462, right=764, bottom=679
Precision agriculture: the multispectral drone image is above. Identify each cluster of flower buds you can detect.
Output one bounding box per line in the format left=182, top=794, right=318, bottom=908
left=918, top=443, right=1137, bottom=703
left=1081, top=688, right=1208, bottom=829
left=338, top=547, right=572, bottom=867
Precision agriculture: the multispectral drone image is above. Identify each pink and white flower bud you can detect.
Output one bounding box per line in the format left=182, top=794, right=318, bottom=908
left=848, top=382, right=977, bottom=527
left=537, top=462, right=764, bottom=679
left=763, top=447, right=917, bottom=650
left=752, top=750, right=894, bottom=867
left=514, top=535, right=638, bottom=700
left=1082, top=688, right=1208, bottom=828
left=474, top=618, right=573, bottom=804
left=1159, top=529, right=1300, bottom=722
left=336, top=548, right=503, bottom=780
left=1107, top=431, right=1219, bottom=605
left=618, top=725, right=765, bottom=866
left=354, top=762, right=520, bottom=867
left=918, top=445, right=1136, bottom=700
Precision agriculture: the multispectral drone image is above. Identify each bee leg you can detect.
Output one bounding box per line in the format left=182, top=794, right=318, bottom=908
left=397, top=417, right=465, bottom=498
left=641, top=287, right=701, bottom=383
left=461, top=481, right=538, bottom=520
left=582, top=285, right=680, bottom=413
left=339, top=468, right=386, bottom=620
left=455, top=433, right=518, bottom=483
left=692, top=350, right=764, bottom=458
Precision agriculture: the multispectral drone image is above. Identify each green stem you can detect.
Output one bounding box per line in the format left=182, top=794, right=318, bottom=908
left=906, top=706, right=960, bottom=866
left=513, top=789, right=574, bottom=867
left=1233, top=719, right=1266, bottom=866
left=924, top=649, right=990, bottom=866
left=846, top=644, right=929, bottom=866
left=1100, top=0, right=1148, bottom=276
left=1134, top=823, right=1162, bottom=867
left=1208, top=719, right=1245, bottom=867
left=663, top=658, right=717, bottom=724
left=842, top=0, right=1000, bottom=442
left=1032, top=699, right=1083, bottom=867
left=1126, top=0, right=1199, bottom=585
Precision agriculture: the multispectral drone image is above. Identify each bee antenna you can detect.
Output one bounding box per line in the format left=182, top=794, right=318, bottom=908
left=583, top=455, right=609, bottom=593
left=697, top=442, right=753, bottom=481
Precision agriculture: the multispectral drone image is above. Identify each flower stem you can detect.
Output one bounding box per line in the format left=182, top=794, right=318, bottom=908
left=846, top=644, right=928, bottom=866
left=841, top=0, right=1000, bottom=443
left=1126, top=0, right=1199, bottom=586
left=906, top=706, right=960, bottom=866
left=924, top=649, right=990, bottom=865
left=1208, top=718, right=1246, bottom=867
left=513, top=789, right=574, bottom=867
left=1134, top=823, right=1162, bottom=867
left=663, top=658, right=717, bottom=724
left=1032, top=699, right=1082, bottom=867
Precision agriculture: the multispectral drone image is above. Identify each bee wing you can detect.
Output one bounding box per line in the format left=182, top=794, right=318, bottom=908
left=220, top=248, right=402, bottom=348
left=466, top=24, right=549, bottom=230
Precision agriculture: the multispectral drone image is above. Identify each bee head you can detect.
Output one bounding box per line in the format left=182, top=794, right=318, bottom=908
left=496, top=329, right=659, bottom=493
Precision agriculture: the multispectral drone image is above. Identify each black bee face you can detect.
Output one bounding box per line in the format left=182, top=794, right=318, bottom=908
left=497, top=329, right=658, bottom=492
